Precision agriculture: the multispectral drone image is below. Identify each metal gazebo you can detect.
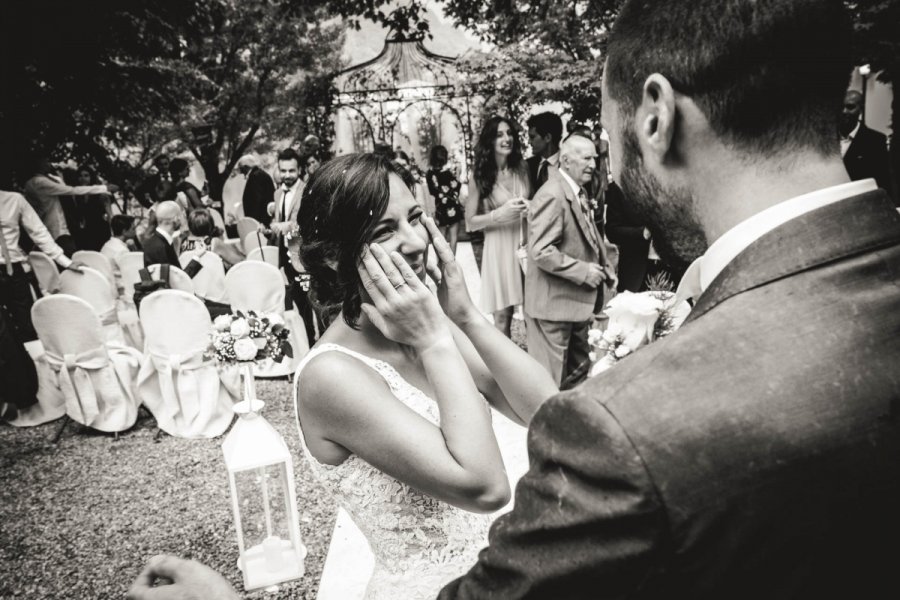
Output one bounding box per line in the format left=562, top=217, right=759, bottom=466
left=332, top=32, right=482, bottom=177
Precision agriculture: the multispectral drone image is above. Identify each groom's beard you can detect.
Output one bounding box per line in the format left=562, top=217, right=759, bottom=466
left=618, top=126, right=707, bottom=271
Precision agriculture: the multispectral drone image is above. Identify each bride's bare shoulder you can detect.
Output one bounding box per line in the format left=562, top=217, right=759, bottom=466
left=297, top=348, right=390, bottom=416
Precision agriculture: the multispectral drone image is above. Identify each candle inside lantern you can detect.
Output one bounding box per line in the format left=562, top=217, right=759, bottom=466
left=263, top=535, right=285, bottom=572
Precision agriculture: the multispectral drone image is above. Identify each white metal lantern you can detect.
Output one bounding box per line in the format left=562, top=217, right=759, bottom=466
left=222, top=402, right=307, bottom=591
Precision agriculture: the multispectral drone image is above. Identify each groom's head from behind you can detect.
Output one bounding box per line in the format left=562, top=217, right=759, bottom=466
left=602, top=0, right=852, bottom=269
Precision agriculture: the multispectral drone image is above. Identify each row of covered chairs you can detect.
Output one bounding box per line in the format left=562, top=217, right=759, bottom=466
left=18, top=290, right=240, bottom=437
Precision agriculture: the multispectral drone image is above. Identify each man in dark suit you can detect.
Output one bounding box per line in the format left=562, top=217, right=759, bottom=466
left=142, top=201, right=202, bottom=278
left=126, top=1, right=900, bottom=598
left=237, top=155, right=275, bottom=226
left=841, top=89, right=895, bottom=202
left=525, top=134, right=615, bottom=388
left=525, top=112, right=563, bottom=193
left=439, top=0, right=899, bottom=597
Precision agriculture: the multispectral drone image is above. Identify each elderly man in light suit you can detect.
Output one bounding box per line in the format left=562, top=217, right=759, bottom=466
left=524, top=133, right=615, bottom=388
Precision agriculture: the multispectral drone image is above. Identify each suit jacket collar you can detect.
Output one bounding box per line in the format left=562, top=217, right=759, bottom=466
left=686, top=190, right=900, bottom=324
left=553, top=170, right=600, bottom=253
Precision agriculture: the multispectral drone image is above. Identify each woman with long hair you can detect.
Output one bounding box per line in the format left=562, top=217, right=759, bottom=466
left=292, top=153, right=555, bottom=598
left=465, top=116, right=531, bottom=337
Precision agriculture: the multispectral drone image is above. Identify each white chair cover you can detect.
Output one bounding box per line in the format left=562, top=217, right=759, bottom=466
left=114, top=252, right=147, bottom=350
left=59, top=267, right=126, bottom=345
left=72, top=250, right=116, bottom=294
left=136, top=290, right=239, bottom=438
left=2, top=340, right=66, bottom=427
left=115, top=252, right=145, bottom=299
left=31, top=295, right=141, bottom=432
left=208, top=207, right=226, bottom=232
left=242, top=231, right=269, bottom=256
left=224, top=262, right=308, bottom=376
left=28, top=251, right=60, bottom=295
left=179, top=251, right=227, bottom=302
left=236, top=217, right=260, bottom=249
left=246, top=245, right=280, bottom=268
left=147, top=263, right=194, bottom=294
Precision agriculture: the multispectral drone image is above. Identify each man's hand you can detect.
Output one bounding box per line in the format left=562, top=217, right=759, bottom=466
left=126, top=555, right=239, bottom=600
left=106, top=183, right=120, bottom=194
left=270, top=221, right=294, bottom=235
left=584, top=263, right=606, bottom=288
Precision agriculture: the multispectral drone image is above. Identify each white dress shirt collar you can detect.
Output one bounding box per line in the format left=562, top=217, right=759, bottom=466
left=557, top=168, right=583, bottom=200
left=676, top=178, right=878, bottom=303
left=544, top=151, right=560, bottom=167
left=155, top=227, right=174, bottom=245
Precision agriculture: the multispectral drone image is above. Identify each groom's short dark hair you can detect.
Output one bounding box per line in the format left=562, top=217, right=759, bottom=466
left=605, top=0, right=852, bottom=157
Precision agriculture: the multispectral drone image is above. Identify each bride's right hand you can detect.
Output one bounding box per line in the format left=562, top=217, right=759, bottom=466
left=358, top=242, right=452, bottom=351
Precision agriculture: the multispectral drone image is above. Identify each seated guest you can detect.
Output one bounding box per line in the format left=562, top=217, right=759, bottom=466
left=142, top=201, right=202, bottom=278
left=101, top=215, right=137, bottom=275
left=179, top=209, right=244, bottom=269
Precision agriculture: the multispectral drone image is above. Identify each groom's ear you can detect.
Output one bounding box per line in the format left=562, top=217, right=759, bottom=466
left=637, top=73, right=678, bottom=161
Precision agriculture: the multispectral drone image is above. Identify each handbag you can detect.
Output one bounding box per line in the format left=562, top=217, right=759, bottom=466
left=133, top=264, right=170, bottom=312
left=516, top=217, right=528, bottom=275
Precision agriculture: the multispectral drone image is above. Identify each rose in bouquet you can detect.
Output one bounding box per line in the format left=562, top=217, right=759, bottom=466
left=208, top=311, right=293, bottom=364
left=588, top=291, right=691, bottom=376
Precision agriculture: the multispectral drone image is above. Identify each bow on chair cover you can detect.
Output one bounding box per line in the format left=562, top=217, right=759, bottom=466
left=136, top=347, right=239, bottom=439
left=42, top=343, right=140, bottom=432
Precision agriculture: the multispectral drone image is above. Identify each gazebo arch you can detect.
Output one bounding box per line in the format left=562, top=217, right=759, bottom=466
left=332, top=32, right=483, bottom=173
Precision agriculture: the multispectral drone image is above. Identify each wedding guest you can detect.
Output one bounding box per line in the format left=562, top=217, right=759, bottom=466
left=525, top=112, right=562, bottom=191
left=271, top=148, right=318, bottom=347
left=303, top=151, right=321, bottom=182
left=23, top=157, right=118, bottom=256
left=101, top=215, right=137, bottom=276
left=0, top=190, right=83, bottom=343
left=169, top=158, right=204, bottom=211
left=237, top=154, right=274, bottom=226
left=135, top=154, right=171, bottom=208
left=180, top=209, right=244, bottom=269
left=426, top=145, right=464, bottom=255
left=142, top=201, right=202, bottom=278
left=841, top=89, right=895, bottom=202
left=465, top=116, right=531, bottom=337
left=524, top=133, right=615, bottom=388
left=63, top=165, right=112, bottom=251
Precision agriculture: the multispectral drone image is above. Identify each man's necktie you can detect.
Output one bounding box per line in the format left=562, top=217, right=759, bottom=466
left=537, top=160, right=549, bottom=186
left=577, top=189, right=599, bottom=246
left=281, top=188, right=290, bottom=221
left=0, top=215, right=14, bottom=275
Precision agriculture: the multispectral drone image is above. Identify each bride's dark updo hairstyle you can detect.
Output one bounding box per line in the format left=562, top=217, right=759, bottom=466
left=297, top=153, right=415, bottom=328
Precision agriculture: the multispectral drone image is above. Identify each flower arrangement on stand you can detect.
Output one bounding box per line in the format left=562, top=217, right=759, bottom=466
left=207, top=311, right=293, bottom=412
left=588, top=291, right=691, bottom=377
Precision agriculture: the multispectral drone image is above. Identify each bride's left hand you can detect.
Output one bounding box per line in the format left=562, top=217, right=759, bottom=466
left=423, top=216, right=480, bottom=328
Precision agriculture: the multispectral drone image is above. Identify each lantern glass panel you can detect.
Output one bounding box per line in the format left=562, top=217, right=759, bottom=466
left=233, top=462, right=299, bottom=583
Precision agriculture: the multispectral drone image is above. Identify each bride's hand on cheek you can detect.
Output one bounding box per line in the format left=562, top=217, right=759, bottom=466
left=359, top=242, right=452, bottom=351
left=423, top=217, right=479, bottom=327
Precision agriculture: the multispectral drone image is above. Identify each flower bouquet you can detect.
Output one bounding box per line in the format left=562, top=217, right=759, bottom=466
left=588, top=291, right=691, bottom=377
left=208, top=311, right=293, bottom=412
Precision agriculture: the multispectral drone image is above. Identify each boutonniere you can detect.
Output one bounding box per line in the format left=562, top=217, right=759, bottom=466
left=588, top=288, right=691, bottom=376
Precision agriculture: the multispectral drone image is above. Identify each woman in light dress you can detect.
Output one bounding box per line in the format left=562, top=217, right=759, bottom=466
left=292, top=153, right=556, bottom=599
left=465, top=116, right=532, bottom=338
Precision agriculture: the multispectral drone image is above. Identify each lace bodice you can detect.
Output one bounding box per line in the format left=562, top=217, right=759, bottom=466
left=293, top=343, right=493, bottom=599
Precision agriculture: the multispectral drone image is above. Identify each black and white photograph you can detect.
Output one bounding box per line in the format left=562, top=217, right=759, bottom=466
left=0, top=0, right=898, bottom=598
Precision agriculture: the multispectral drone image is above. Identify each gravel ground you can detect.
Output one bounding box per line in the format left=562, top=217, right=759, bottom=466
left=0, top=379, right=333, bottom=600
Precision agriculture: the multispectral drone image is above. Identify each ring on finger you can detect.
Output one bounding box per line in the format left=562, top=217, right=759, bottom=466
left=392, top=280, right=407, bottom=289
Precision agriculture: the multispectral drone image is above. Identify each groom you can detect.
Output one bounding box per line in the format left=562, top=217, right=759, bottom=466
left=127, top=1, right=899, bottom=598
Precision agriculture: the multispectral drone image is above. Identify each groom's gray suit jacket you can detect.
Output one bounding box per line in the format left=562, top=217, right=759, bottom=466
left=440, top=190, right=900, bottom=599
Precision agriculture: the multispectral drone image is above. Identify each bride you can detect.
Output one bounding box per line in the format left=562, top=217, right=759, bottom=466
left=292, top=153, right=557, bottom=599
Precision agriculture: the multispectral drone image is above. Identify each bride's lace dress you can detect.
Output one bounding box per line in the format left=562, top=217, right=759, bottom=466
left=293, top=343, right=494, bottom=599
